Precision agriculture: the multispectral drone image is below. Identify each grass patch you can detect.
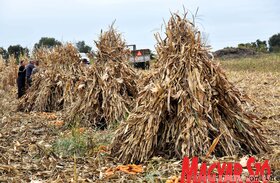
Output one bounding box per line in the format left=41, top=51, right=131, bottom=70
left=91, top=130, right=114, bottom=146
left=86, top=129, right=115, bottom=155
left=218, top=53, right=280, bottom=72
left=52, top=128, right=89, bottom=157
left=52, top=126, right=116, bottom=157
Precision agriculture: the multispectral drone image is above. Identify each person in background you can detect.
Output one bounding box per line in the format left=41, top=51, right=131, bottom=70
left=25, top=60, right=35, bottom=87
left=81, top=58, right=90, bottom=67
left=17, top=60, right=26, bottom=98
left=32, top=60, right=39, bottom=75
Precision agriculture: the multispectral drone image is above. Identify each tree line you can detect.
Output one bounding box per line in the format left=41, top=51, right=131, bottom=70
left=227, top=33, right=280, bottom=53
left=1, top=33, right=280, bottom=62
left=0, top=37, right=92, bottom=62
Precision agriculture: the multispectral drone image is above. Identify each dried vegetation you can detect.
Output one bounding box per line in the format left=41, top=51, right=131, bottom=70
left=66, top=25, right=138, bottom=128
left=0, top=56, right=19, bottom=91
left=17, top=44, right=82, bottom=112
left=17, top=25, right=138, bottom=129
left=0, top=12, right=279, bottom=182
left=110, top=13, right=270, bottom=164
left=95, top=24, right=131, bottom=64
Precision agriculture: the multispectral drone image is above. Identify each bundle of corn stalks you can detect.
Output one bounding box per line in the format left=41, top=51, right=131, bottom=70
left=66, top=62, right=138, bottom=128
left=66, top=26, right=138, bottom=128
left=17, top=44, right=83, bottom=112
left=110, top=13, right=270, bottom=163
left=0, top=56, right=18, bottom=91
left=95, top=23, right=130, bottom=63
left=0, top=56, right=5, bottom=75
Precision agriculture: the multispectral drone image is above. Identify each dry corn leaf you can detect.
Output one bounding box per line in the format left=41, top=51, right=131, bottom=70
left=48, top=120, right=64, bottom=127
left=166, top=176, right=180, bottom=183
left=205, top=132, right=224, bottom=158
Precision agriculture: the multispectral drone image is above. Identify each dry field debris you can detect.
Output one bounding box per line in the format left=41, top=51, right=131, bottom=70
left=225, top=71, right=280, bottom=171
left=110, top=12, right=270, bottom=164
left=0, top=13, right=279, bottom=183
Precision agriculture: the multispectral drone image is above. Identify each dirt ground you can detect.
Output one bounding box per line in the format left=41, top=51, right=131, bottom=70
left=0, top=70, right=279, bottom=182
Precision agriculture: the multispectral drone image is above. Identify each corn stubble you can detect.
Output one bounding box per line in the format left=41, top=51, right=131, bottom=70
left=110, top=13, right=270, bottom=163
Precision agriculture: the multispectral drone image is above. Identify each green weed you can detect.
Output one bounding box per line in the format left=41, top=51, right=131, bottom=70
left=52, top=128, right=89, bottom=157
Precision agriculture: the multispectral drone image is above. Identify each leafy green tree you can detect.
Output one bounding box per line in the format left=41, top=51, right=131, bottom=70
left=238, top=39, right=268, bottom=52
left=34, top=37, right=62, bottom=49
left=76, top=41, right=92, bottom=53
left=7, top=45, right=29, bottom=62
left=238, top=43, right=253, bottom=49
left=268, top=33, right=280, bottom=52
left=0, top=47, right=9, bottom=60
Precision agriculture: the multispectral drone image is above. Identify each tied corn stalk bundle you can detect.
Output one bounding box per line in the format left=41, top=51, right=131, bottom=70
left=0, top=56, right=18, bottom=91
left=17, top=44, right=83, bottom=112
left=66, top=26, right=138, bottom=128
left=33, top=44, right=81, bottom=72
left=0, top=57, right=6, bottom=90
left=95, top=23, right=130, bottom=64
left=66, top=62, right=138, bottom=128
left=110, top=13, right=270, bottom=163
left=0, top=57, right=4, bottom=73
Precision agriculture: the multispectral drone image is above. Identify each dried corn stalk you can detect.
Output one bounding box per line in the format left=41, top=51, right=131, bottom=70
left=0, top=56, right=18, bottom=91
left=95, top=23, right=130, bottom=63
left=66, top=26, right=138, bottom=128
left=17, top=44, right=82, bottom=112
left=110, top=12, right=270, bottom=163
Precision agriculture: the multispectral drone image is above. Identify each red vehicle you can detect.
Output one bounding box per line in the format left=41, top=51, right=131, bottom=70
left=127, top=45, right=151, bottom=69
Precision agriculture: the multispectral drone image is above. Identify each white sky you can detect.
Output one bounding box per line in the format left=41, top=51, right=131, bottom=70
left=0, top=0, right=279, bottom=51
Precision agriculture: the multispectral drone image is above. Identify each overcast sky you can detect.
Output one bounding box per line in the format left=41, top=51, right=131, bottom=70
left=0, top=0, right=279, bottom=51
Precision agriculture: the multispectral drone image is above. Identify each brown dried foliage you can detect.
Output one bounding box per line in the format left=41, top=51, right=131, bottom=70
left=17, top=44, right=83, bottom=112
left=0, top=56, right=18, bottom=91
left=95, top=24, right=130, bottom=63
left=110, top=13, right=270, bottom=163
left=66, top=26, right=138, bottom=128
left=18, top=27, right=138, bottom=129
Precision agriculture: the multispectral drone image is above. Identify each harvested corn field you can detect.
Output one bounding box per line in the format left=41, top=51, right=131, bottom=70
left=0, top=9, right=280, bottom=183
left=0, top=57, right=279, bottom=182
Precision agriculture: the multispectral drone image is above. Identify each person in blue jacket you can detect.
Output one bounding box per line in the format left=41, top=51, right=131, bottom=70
left=25, top=60, right=35, bottom=87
